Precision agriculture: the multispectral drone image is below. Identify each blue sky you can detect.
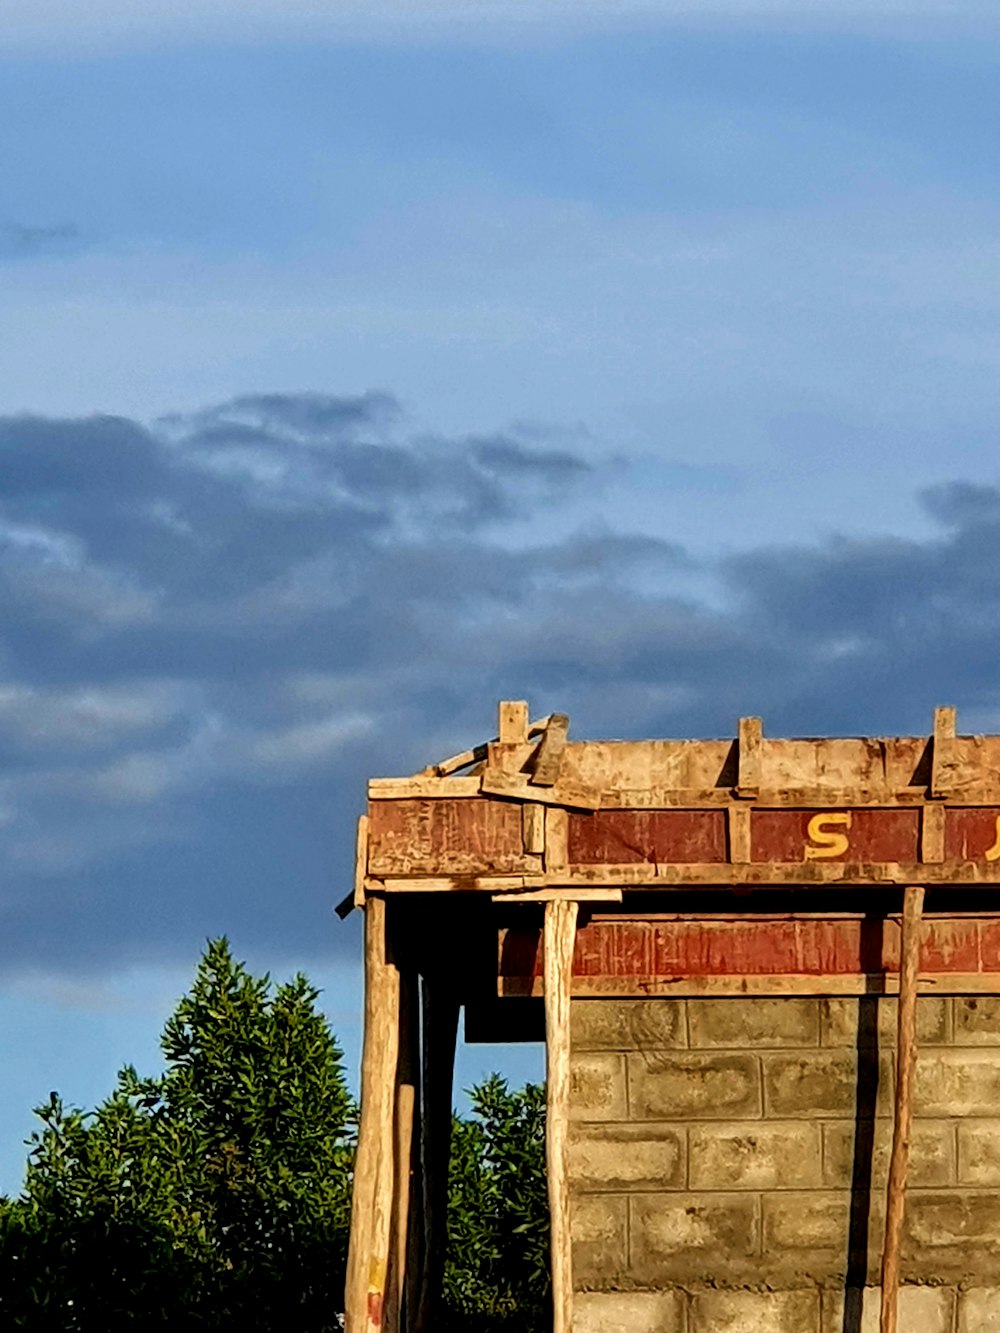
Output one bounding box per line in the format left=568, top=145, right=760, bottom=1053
left=3, top=1, right=1000, bottom=1192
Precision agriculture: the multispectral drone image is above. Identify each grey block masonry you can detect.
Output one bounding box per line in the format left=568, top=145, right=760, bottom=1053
left=568, top=996, right=1000, bottom=1332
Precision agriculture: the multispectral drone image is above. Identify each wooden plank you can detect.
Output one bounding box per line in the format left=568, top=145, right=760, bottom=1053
left=568, top=809, right=728, bottom=865
left=480, top=767, right=602, bottom=810
left=413, top=975, right=460, bottom=1333
left=369, top=777, right=481, bottom=799
left=369, top=798, right=538, bottom=877
left=531, top=712, right=570, bottom=787
left=371, top=874, right=547, bottom=893
left=498, top=699, right=529, bottom=745
left=751, top=808, right=920, bottom=864
left=345, top=897, right=401, bottom=1333
left=354, top=814, right=370, bottom=911
left=736, top=716, right=762, bottom=798
left=423, top=743, right=489, bottom=778
left=522, top=803, right=546, bottom=855
left=543, top=899, right=578, bottom=1333
left=500, top=971, right=1000, bottom=998
left=492, top=887, right=623, bottom=903
left=880, top=885, right=925, bottom=1333
left=931, top=705, right=957, bottom=799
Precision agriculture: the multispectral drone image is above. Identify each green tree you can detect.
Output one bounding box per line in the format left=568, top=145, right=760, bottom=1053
left=443, top=1075, right=550, bottom=1332
left=0, top=939, right=355, bottom=1330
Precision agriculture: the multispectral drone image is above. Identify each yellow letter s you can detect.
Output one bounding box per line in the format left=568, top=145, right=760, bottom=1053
left=805, top=812, right=852, bottom=860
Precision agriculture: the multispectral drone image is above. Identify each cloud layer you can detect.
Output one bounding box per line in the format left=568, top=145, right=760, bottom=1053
left=2, top=393, right=999, bottom=976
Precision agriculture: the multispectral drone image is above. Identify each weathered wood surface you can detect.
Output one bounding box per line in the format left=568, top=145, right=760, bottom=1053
left=530, top=712, right=569, bottom=786
left=543, top=899, right=578, bottom=1333
left=368, top=798, right=540, bottom=877
left=386, top=966, right=420, bottom=1333
left=497, top=913, right=1000, bottom=997
left=345, top=897, right=401, bottom=1333
left=880, top=886, right=925, bottom=1333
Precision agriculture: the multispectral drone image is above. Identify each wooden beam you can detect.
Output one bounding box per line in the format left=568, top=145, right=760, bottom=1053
left=498, top=699, right=530, bottom=745
left=879, top=884, right=925, bottom=1333
left=492, top=887, right=623, bottom=903
left=413, top=974, right=460, bottom=1333
left=345, top=896, right=401, bottom=1333
left=531, top=713, right=570, bottom=787
left=544, top=898, right=579, bottom=1333
left=480, top=768, right=601, bottom=810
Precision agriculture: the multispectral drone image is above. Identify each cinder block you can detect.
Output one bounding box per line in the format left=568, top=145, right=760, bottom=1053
left=689, top=1289, right=819, bottom=1332
left=823, top=1119, right=955, bottom=1189
left=763, top=1192, right=852, bottom=1267
left=959, top=1121, right=1000, bottom=1184
left=687, top=997, right=820, bottom=1049
left=629, top=1193, right=758, bottom=1283
left=571, top=998, right=686, bottom=1050
left=955, top=997, right=1000, bottom=1045
left=569, top=1052, right=627, bottom=1122
left=573, top=1291, right=686, bottom=1333
left=763, top=1052, right=893, bottom=1118
left=628, top=1052, right=761, bottom=1120
left=820, top=1285, right=954, bottom=1333
left=569, top=1122, right=685, bottom=1192
left=820, top=996, right=948, bottom=1048
left=958, top=1287, right=1000, bottom=1331
left=915, top=1050, right=1000, bottom=1117
left=905, top=1190, right=1000, bottom=1280
left=571, top=1194, right=627, bottom=1284
left=689, top=1121, right=822, bottom=1190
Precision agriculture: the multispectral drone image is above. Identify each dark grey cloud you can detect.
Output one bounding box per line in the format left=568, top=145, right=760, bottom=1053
left=1, top=390, right=999, bottom=979
left=0, top=221, right=82, bottom=259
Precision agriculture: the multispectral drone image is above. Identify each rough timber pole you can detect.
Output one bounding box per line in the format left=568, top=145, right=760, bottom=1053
left=385, top=965, right=419, bottom=1333
left=545, top=898, right=579, bottom=1333
left=880, top=884, right=925, bottom=1333
left=345, top=896, right=401, bottom=1333
left=413, top=972, right=459, bottom=1333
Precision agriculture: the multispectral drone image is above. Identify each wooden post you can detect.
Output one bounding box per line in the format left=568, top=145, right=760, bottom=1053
left=413, top=973, right=460, bottom=1333
left=544, top=898, right=579, bottom=1333
left=345, top=896, right=401, bottom=1333
left=385, top=965, right=420, bottom=1333
left=879, top=885, right=925, bottom=1333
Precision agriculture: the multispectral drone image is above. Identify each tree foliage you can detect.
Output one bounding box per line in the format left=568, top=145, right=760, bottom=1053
left=0, top=939, right=355, bottom=1329
left=0, top=940, right=549, bottom=1331
left=443, top=1075, right=550, bottom=1332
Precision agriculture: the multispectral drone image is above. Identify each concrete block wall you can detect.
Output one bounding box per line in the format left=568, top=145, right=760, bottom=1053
left=569, top=995, right=1000, bottom=1332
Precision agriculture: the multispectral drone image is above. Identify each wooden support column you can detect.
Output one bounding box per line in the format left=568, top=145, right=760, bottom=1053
left=544, top=898, right=579, bottom=1333
left=385, top=965, right=420, bottom=1333
left=413, top=973, right=460, bottom=1333
left=879, top=884, right=925, bottom=1333
left=345, top=896, right=402, bottom=1333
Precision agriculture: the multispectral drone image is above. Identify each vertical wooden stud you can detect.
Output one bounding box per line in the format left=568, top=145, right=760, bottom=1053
left=498, top=700, right=530, bottom=745
left=920, top=804, right=945, bottom=864
left=522, top=802, right=546, bottom=855
left=413, top=974, right=460, bottom=1333
left=736, top=716, right=762, bottom=799
left=544, top=898, right=579, bottom=1333
left=727, top=805, right=752, bottom=863
left=345, top=896, right=401, bottom=1333
left=879, top=885, right=925, bottom=1333
left=545, top=807, right=569, bottom=877
left=931, top=705, right=957, bottom=799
